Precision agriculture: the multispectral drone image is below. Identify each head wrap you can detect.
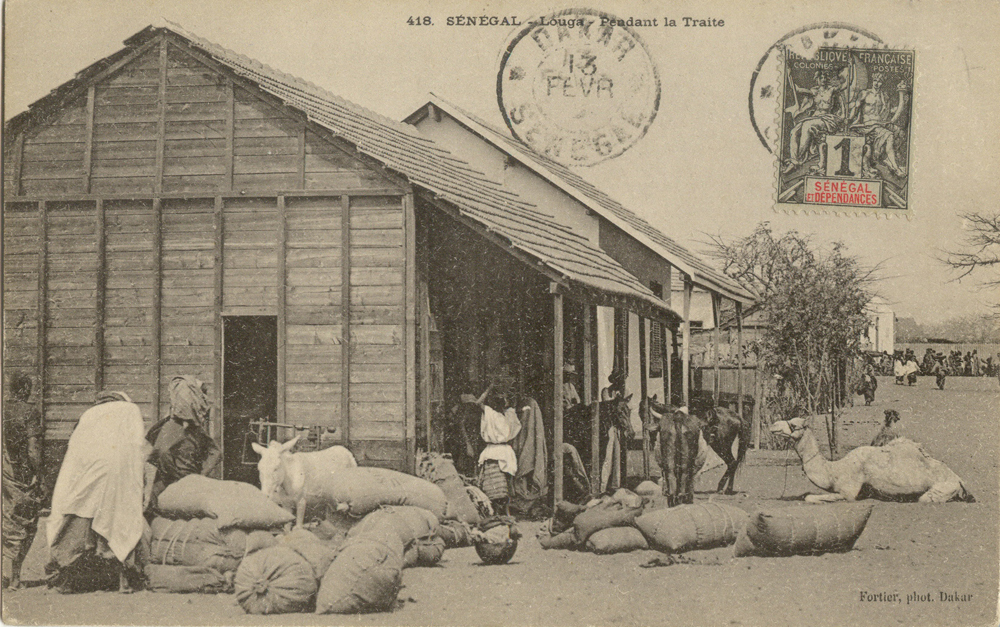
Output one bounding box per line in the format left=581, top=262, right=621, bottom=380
left=95, top=390, right=133, bottom=405
left=168, top=376, right=210, bottom=427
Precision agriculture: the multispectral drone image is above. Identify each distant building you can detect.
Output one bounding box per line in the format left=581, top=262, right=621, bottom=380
left=864, top=297, right=895, bottom=354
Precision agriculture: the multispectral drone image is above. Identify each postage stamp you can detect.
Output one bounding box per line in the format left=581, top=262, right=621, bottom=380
left=496, top=9, right=660, bottom=167
left=748, top=22, right=886, bottom=154
left=775, top=47, right=915, bottom=213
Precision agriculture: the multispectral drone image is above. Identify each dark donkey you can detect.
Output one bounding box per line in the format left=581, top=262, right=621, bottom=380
left=642, top=395, right=750, bottom=499
left=563, top=394, right=634, bottom=491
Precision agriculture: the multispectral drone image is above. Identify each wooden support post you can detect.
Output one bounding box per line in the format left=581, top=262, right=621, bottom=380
left=638, top=317, right=649, bottom=479
left=753, top=363, right=762, bottom=450
left=212, top=197, right=224, bottom=451
left=663, top=323, right=671, bottom=406
left=152, top=198, right=162, bottom=422
left=94, top=199, right=106, bottom=393
left=36, top=201, right=48, bottom=434
left=712, top=293, right=721, bottom=405
left=418, top=280, right=431, bottom=451
left=224, top=81, right=234, bottom=191
left=155, top=37, right=167, bottom=194
left=276, top=196, right=287, bottom=424
left=583, top=305, right=599, bottom=495
left=340, top=195, right=352, bottom=447
left=682, top=276, right=692, bottom=408
left=82, top=85, right=95, bottom=194
left=12, top=133, right=25, bottom=197
left=736, top=301, right=746, bottom=444
left=404, top=192, right=417, bottom=472
left=551, top=284, right=564, bottom=506
left=297, top=123, right=307, bottom=190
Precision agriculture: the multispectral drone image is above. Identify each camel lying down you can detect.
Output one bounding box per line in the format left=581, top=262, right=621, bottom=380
left=770, top=418, right=975, bottom=504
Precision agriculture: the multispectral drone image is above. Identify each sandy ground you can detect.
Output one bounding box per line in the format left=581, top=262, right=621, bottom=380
left=3, top=375, right=998, bottom=627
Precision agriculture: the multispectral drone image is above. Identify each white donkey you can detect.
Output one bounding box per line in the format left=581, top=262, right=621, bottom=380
left=251, top=436, right=357, bottom=527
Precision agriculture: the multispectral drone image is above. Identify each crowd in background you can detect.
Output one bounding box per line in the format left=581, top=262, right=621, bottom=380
left=871, top=348, right=1000, bottom=378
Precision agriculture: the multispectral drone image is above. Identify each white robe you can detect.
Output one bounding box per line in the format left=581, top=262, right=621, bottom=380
left=47, top=400, right=147, bottom=562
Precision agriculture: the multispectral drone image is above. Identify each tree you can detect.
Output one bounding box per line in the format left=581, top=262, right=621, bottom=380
left=944, top=211, right=1000, bottom=290
left=708, top=224, right=877, bottom=450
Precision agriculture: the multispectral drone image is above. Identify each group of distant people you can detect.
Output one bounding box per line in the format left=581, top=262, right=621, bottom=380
left=870, top=348, right=999, bottom=380
left=857, top=347, right=999, bottom=403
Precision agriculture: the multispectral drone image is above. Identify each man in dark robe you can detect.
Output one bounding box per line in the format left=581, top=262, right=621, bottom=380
left=2, top=374, right=43, bottom=589
left=145, top=376, right=220, bottom=508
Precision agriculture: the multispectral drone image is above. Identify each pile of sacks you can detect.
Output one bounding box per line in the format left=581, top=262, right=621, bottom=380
left=227, top=458, right=491, bottom=615
left=537, top=486, right=874, bottom=558
left=146, top=474, right=293, bottom=593
left=144, top=453, right=491, bottom=610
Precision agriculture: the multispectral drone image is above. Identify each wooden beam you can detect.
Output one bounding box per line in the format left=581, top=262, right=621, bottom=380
left=213, top=197, right=224, bottom=452
left=682, top=276, right=692, bottom=408
left=36, top=201, right=48, bottom=435
left=152, top=198, right=163, bottom=422
left=736, top=301, right=747, bottom=446
left=663, top=323, right=671, bottom=406
left=82, top=85, right=95, bottom=194
left=638, top=316, right=649, bottom=479
left=155, top=38, right=168, bottom=194
left=552, top=284, right=564, bottom=506
left=276, top=196, right=287, bottom=424
left=419, top=280, right=431, bottom=451
left=11, top=133, right=25, bottom=197
left=583, top=305, right=599, bottom=495
left=404, top=191, right=417, bottom=472
left=712, top=293, right=721, bottom=405
left=94, top=199, right=106, bottom=393
left=297, top=123, right=307, bottom=190
left=224, top=80, right=234, bottom=191
left=341, top=194, right=351, bottom=447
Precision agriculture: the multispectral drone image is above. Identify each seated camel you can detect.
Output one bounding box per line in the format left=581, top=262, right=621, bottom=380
left=770, top=418, right=974, bottom=504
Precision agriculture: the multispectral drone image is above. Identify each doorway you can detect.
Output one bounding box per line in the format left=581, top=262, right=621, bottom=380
left=222, top=316, right=277, bottom=484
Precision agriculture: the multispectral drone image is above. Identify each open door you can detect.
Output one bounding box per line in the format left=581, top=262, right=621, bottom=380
left=222, top=316, right=277, bottom=484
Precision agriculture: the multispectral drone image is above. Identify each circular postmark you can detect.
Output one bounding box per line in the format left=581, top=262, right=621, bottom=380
left=497, top=9, right=660, bottom=167
left=749, top=23, right=886, bottom=153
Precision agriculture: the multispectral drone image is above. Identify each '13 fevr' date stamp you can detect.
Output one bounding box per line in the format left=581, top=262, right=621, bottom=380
left=497, top=9, right=661, bottom=167
left=776, top=47, right=914, bottom=213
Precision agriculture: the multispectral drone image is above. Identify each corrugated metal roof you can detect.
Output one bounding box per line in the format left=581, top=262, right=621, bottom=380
left=6, top=24, right=681, bottom=323
left=412, top=95, right=756, bottom=305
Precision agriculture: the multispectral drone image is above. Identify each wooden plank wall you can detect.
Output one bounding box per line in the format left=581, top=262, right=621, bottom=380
left=284, top=196, right=342, bottom=429
left=103, top=199, right=157, bottom=419
left=43, top=201, right=99, bottom=438
left=2, top=202, right=42, bottom=387
left=159, top=198, right=216, bottom=416
left=349, top=195, right=406, bottom=467
left=3, top=32, right=412, bottom=471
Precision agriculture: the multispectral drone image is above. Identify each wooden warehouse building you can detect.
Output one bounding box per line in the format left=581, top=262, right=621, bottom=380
left=3, top=25, right=752, bottom=498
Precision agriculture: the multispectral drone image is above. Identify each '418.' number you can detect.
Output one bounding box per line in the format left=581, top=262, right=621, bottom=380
left=407, top=16, right=432, bottom=25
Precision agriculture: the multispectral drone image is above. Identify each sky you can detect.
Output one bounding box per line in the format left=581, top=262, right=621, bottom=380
left=4, top=0, right=999, bottom=325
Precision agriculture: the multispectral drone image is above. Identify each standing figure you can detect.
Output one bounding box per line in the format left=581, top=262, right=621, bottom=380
left=475, top=398, right=521, bottom=515
left=904, top=356, right=920, bottom=386
left=893, top=353, right=905, bottom=385
left=972, top=350, right=981, bottom=377
left=931, top=354, right=948, bottom=390
left=46, top=392, right=149, bottom=593
left=858, top=359, right=878, bottom=406
left=2, top=374, right=43, bottom=589
left=145, top=376, right=221, bottom=509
